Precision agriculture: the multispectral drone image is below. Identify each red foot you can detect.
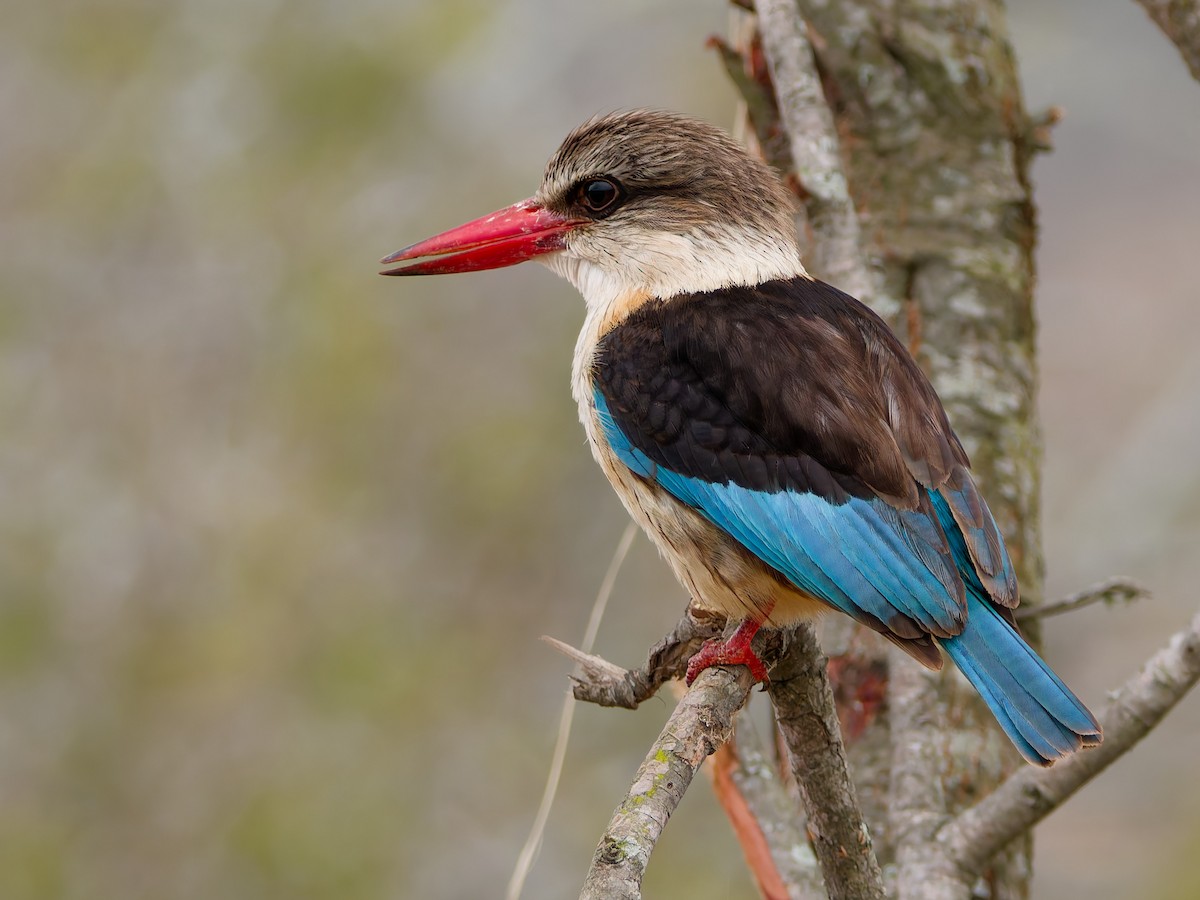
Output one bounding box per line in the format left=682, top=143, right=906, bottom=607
left=685, top=617, right=769, bottom=686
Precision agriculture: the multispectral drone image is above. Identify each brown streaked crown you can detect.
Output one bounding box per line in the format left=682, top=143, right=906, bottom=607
left=535, top=110, right=797, bottom=242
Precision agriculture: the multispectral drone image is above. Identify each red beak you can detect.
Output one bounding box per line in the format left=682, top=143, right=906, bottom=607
left=380, top=199, right=581, bottom=276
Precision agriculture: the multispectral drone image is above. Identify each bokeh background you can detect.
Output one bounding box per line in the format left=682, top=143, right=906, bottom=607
left=2, top=0, right=1198, bottom=897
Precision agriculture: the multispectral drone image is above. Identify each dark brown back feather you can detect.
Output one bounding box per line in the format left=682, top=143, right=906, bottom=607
left=595, top=277, right=968, bottom=508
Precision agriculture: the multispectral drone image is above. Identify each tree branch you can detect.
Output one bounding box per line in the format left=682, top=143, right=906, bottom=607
left=706, top=35, right=794, bottom=175
left=578, top=665, right=756, bottom=900
left=1015, top=575, right=1149, bottom=621
left=566, top=611, right=882, bottom=898
left=941, top=609, right=1200, bottom=880
left=1134, top=0, right=1200, bottom=82
left=752, top=0, right=876, bottom=301
left=768, top=624, right=887, bottom=900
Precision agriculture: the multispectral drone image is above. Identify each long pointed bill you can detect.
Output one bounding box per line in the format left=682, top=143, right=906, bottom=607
left=380, top=199, right=581, bottom=276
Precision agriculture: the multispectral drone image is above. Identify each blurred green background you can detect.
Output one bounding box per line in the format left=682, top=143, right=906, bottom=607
left=1, top=0, right=1198, bottom=897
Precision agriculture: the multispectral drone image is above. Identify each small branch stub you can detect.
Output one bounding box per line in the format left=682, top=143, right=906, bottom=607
left=544, top=609, right=725, bottom=709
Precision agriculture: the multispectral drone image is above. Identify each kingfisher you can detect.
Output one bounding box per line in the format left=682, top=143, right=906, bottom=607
left=381, top=110, right=1101, bottom=766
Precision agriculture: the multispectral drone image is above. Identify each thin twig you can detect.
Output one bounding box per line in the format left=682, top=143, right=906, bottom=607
left=768, top=624, right=887, bottom=900
left=1133, top=0, right=1200, bottom=82
left=578, top=665, right=757, bottom=900
left=1016, top=575, right=1149, bottom=621
left=941, top=610, right=1200, bottom=882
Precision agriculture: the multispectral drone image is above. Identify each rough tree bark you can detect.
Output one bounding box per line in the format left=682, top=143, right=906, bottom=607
left=1135, top=0, right=1200, bottom=82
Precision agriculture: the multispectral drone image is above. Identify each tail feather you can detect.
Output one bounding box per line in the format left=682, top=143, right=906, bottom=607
left=949, top=645, right=1049, bottom=764
left=940, top=592, right=1102, bottom=766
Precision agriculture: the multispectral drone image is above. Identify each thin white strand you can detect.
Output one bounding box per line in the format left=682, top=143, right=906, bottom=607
left=505, top=521, right=638, bottom=900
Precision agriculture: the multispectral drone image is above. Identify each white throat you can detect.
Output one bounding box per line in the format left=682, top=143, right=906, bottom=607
left=541, top=222, right=807, bottom=316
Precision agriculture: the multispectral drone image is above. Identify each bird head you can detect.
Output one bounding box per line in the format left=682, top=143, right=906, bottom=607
left=381, top=110, right=804, bottom=309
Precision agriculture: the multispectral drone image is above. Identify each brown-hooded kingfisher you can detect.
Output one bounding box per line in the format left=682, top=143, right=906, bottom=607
left=381, top=110, right=1101, bottom=766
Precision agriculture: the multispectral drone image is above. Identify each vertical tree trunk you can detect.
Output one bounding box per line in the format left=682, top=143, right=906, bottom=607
left=789, top=2, right=1044, bottom=894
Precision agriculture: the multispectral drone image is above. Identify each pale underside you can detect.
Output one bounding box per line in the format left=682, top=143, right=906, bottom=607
left=583, top=399, right=829, bottom=627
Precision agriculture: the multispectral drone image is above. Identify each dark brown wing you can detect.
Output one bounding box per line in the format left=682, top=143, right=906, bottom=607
left=593, top=276, right=1017, bottom=611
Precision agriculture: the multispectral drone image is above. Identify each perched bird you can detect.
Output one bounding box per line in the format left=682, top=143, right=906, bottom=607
left=381, top=110, right=1101, bottom=766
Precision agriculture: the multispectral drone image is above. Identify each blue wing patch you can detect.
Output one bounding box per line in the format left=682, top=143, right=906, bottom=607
left=596, top=389, right=976, bottom=638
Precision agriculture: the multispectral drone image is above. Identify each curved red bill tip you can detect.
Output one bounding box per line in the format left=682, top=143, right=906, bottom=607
left=380, top=200, right=581, bottom=276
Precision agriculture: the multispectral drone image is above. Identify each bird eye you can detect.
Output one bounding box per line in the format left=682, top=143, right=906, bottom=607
left=578, top=179, right=621, bottom=214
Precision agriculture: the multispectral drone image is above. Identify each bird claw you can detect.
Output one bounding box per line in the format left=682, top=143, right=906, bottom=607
left=685, top=634, right=770, bottom=686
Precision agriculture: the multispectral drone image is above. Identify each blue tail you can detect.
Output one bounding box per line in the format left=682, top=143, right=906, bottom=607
left=939, top=592, right=1102, bottom=766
